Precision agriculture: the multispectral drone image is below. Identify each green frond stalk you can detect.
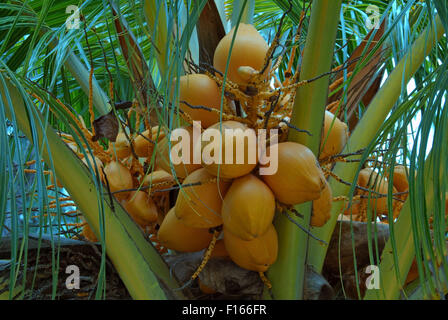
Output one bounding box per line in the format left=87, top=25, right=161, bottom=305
left=307, top=15, right=445, bottom=273
left=268, top=0, right=342, bottom=300
left=143, top=0, right=170, bottom=78
left=63, top=51, right=110, bottom=115
left=1, top=76, right=184, bottom=300
left=363, top=179, right=424, bottom=299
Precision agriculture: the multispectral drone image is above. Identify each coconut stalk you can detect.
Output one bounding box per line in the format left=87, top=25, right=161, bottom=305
left=0, top=75, right=184, bottom=300
left=267, top=0, right=342, bottom=300
left=307, top=15, right=445, bottom=273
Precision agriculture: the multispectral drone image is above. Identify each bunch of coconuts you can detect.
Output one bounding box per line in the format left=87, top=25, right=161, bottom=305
left=154, top=24, right=349, bottom=275
left=62, top=23, right=422, bottom=290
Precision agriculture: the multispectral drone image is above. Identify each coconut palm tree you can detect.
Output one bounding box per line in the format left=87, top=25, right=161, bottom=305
left=0, top=0, right=447, bottom=300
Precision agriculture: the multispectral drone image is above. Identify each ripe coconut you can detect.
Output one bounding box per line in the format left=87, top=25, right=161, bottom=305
left=157, top=208, right=214, bottom=252
left=176, top=74, right=222, bottom=128
left=223, top=224, right=278, bottom=272
left=387, top=165, right=412, bottom=218
left=156, top=126, right=202, bottom=179
left=151, top=125, right=166, bottom=142
left=311, top=176, right=332, bottom=227
left=201, top=121, right=258, bottom=179
left=122, top=191, right=158, bottom=227
left=109, top=132, right=132, bottom=159
left=103, top=161, right=133, bottom=201
left=133, top=129, right=154, bottom=158
left=261, top=142, right=325, bottom=205
left=320, top=111, right=349, bottom=160
left=213, top=23, right=269, bottom=85
left=389, top=165, right=410, bottom=192
left=175, top=168, right=230, bottom=228
left=346, top=168, right=395, bottom=217
left=141, top=170, right=175, bottom=195
left=359, top=168, right=393, bottom=215
left=222, top=174, right=275, bottom=241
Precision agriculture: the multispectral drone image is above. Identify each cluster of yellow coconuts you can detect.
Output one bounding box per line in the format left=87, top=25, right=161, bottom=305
left=76, top=24, right=352, bottom=275
left=76, top=125, right=172, bottom=242
left=154, top=24, right=351, bottom=274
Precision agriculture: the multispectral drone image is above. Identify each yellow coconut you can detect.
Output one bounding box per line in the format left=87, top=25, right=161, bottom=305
left=122, top=191, right=158, bottom=228
left=201, top=121, right=258, bottom=179
left=388, top=165, right=412, bottom=218
left=176, top=74, right=222, bottom=128
left=151, top=126, right=166, bottom=142
left=345, top=168, right=394, bottom=217
left=133, top=129, right=154, bottom=158
left=213, top=23, right=269, bottom=85
left=320, top=111, right=349, bottom=160
left=261, top=142, right=325, bottom=205
left=389, top=165, right=410, bottom=192
left=103, top=161, right=133, bottom=201
left=175, top=168, right=230, bottom=228
left=156, top=126, right=202, bottom=179
left=223, top=224, right=278, bottom=272
left=141, top=170, right=175, bottom=195
left=222, top=174, right=275, bottom=241
left=311, top=176, right=332, bottom=227
left=109, top=132, right=131, bottom=159
left=359, top=168, right=393, bottom=215
left=157, top=208, right=214, bottom=252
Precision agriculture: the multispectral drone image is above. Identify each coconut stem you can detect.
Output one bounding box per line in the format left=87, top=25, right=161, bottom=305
left=259, top=272, right=272, bottom=289
left=190, top=229, right=220, bottom=282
